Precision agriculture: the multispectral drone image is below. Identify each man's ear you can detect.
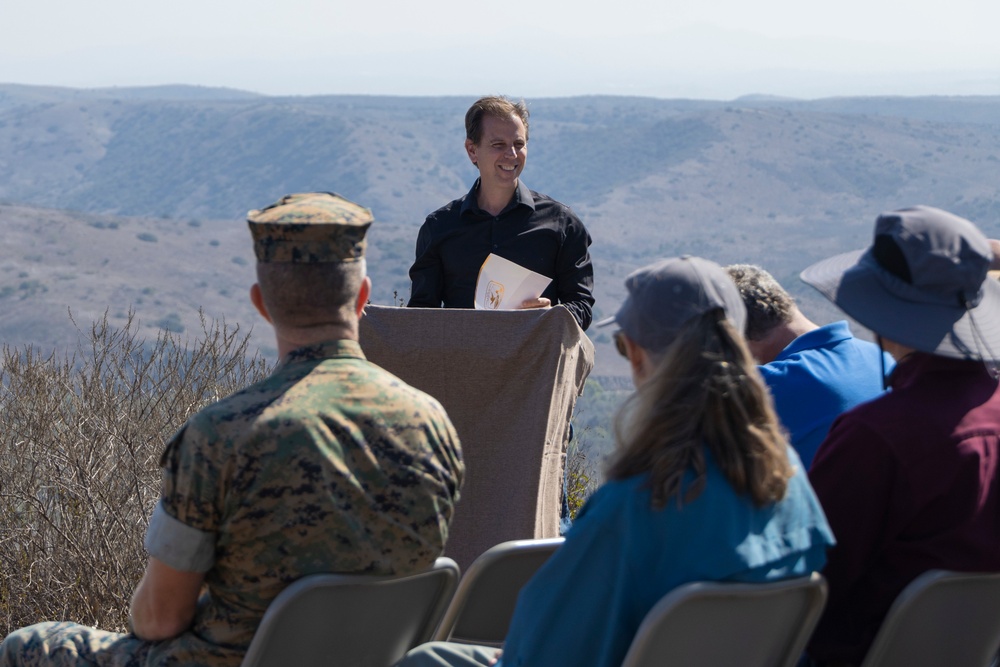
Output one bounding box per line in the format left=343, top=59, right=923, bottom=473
left=249, top=283, right=272, bottom=323
left=465, top=138, right=478, bottom=166
left=355, top=276, right=372, bottom=319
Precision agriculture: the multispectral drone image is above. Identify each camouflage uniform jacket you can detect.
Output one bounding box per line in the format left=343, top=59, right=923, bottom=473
left=144, top=339, right=464, bottom=667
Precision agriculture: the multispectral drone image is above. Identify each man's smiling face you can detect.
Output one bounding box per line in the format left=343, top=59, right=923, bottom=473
left=465, top=112, right=527, bottom=192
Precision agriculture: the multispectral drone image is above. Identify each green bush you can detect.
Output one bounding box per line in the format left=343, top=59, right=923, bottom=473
left=0, top=311, right=268, bottom=635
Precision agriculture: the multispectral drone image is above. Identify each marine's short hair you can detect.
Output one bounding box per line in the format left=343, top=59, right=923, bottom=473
left=465, top=95, right=530, bottom=145
left=247, top=192, right=372, bottom=328
left=256, top=259, right=366, bottom=328
left=725, top=264, right=796, bottom=341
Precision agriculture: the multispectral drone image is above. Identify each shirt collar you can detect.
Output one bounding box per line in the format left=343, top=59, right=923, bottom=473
left=459, top=178, right=536, bottom=217
left=889, top=350, right=993, bottom=390
left=277, top=339, right=365, bottom=370
left=775, top=321, right=852, bottom=361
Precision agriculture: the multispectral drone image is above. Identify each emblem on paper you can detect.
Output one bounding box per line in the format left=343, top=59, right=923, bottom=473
left=485, top=281, right=505, bottom=309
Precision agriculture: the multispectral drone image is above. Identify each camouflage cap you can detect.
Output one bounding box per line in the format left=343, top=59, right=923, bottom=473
left=247, top=192, right=373, bottom=263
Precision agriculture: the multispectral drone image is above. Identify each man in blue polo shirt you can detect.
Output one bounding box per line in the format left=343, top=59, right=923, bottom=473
left=726, top=264, right=891, bottom=468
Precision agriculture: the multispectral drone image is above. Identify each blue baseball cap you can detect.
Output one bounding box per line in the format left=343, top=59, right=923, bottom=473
left=597, top=255, right=747, bottom=354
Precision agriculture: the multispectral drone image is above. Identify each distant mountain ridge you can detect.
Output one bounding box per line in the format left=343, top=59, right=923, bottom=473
left=0, top=83, right=262, bottom=105
left=1, top=84, right=999, bottom=376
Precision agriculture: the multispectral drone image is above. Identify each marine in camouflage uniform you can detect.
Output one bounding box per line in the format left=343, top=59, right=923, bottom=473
left=0, top=193, right=464, bottom=667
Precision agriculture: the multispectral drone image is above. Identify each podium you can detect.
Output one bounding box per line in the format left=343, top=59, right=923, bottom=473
left=359, top=305, right=594, bottom=570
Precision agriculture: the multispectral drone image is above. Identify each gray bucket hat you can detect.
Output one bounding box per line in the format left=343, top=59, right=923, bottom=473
left=800, top=205, right=1000, bottom=361
left=597, top=255, right=747, bottom=354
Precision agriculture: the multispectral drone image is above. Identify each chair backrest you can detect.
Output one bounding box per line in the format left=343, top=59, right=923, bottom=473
left=620, top=573, right=828, bottom=667
left=432, top=538, right=564, bottom=646
left=859, top=569, right=1000, bottom=667
left=240, top=557, right=460, bottom=667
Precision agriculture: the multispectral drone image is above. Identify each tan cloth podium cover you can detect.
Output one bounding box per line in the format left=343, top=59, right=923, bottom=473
left=359, top=305, right=594, bottom=570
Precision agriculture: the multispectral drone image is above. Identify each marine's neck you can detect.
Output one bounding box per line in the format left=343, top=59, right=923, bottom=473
left=273, top=321, right=357, bottom=358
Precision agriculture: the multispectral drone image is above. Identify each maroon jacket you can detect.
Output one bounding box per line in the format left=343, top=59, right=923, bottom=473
left=807, top=352, right=1000, bottom=665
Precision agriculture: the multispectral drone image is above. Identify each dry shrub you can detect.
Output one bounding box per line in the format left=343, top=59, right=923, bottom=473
left=565, top=447, right=600, bottom=520
left=0, top=311, right=269, bottom=636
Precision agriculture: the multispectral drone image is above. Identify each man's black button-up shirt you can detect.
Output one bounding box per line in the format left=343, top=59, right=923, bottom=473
left=407, top=179, right=595, bottom=330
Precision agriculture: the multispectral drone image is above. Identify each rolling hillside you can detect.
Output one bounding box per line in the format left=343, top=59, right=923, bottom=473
left=2, top=85, right=1000, bottom=377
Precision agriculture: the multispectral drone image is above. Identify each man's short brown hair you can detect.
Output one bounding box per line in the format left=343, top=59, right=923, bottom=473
left=725, top=264, right=796, bottom=341
left=465, top=95, right=530, bottom=145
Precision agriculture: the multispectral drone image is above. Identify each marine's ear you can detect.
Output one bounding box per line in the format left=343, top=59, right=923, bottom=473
left=249, top=283, right=272, bottom=323
left=355, top=276, right=372, bottom=319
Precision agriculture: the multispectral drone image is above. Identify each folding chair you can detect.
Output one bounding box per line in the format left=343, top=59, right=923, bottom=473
left=858, top=569, right=1000, bottom=667
left=240, top=557, right=460, bottom=667
left=432, top=538, right=564, bottom=646
left=620, top=573, right=828, bottom=667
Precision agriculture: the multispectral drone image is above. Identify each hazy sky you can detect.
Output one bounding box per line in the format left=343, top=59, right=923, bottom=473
left=3, top=0, right=999, bottom=99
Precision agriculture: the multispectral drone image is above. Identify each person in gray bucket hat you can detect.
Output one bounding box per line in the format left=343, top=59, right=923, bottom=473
left=801, top=205, right=1000, bottom=364
left=800, top=205, right=1000, bottom=667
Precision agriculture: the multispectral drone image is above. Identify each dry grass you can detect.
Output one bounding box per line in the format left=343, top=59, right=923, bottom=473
left=566, top=447, right=600, bottom=520
left=0, top=311, right=268, bottom=636
left=0, top=307, right=605, bottom=638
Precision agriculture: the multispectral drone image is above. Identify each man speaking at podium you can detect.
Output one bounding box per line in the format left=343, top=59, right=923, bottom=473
left=407, top=95, right=595, bottom=331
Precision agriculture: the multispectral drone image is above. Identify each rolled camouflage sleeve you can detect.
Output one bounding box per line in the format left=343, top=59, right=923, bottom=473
left=145, top=500, right=216, bottom=572
left=153, top=421, right=223, bottom=566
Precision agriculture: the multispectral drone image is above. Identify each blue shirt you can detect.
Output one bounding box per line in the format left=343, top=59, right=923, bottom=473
left=759, top=321, right=892, bottom=468
left=498, top=449, right=834, bottom=667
